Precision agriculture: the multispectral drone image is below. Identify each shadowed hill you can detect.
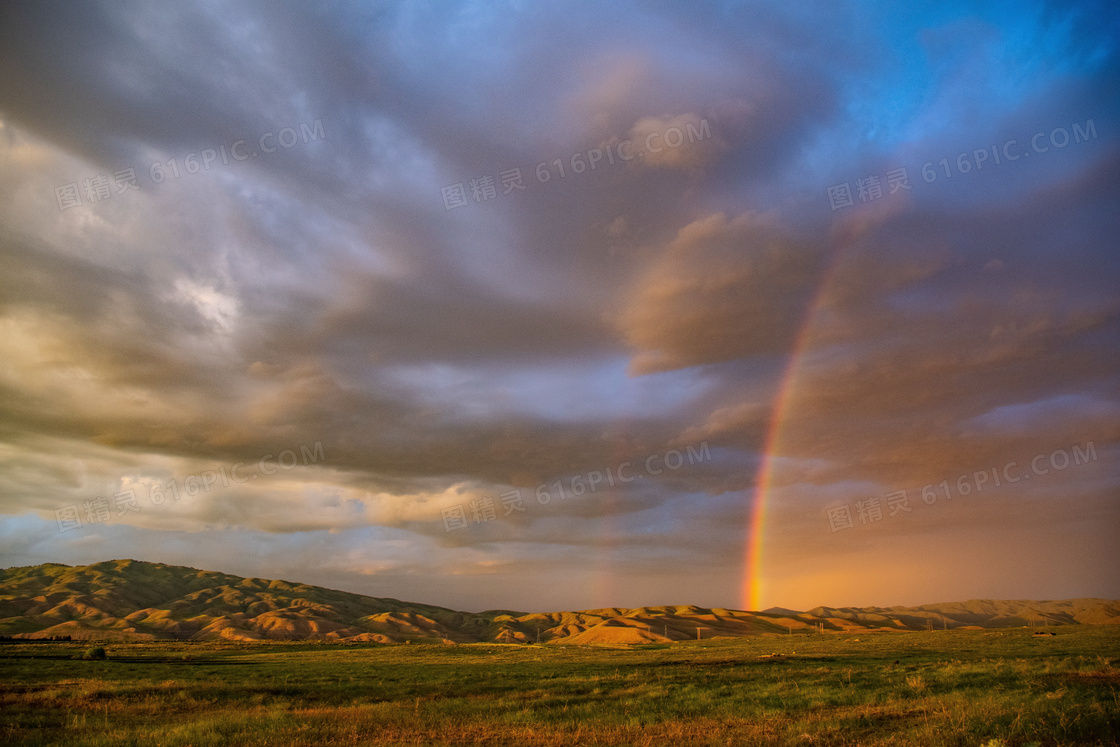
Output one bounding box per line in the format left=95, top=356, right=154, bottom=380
left=806, top=599, right=1120, bottom=630
left=2, top=560, right=1117, bottom=643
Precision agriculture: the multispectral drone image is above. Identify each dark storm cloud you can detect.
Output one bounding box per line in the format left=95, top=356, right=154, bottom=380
left=0, top=0, right=1117, bottom=611
left=0, top=0, right=841, bottom=459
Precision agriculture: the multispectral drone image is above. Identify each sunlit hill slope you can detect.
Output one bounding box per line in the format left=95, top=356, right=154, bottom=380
left=1, top=560, right=1116, bottom=643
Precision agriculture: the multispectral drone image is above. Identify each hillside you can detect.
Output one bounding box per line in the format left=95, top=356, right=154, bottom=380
left=2, top=560, right=1117, bottom=643
left=0, top=560, right=496, bottom=643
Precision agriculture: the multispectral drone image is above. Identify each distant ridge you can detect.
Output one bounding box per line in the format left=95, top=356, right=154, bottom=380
left=2, top=560, right=1117, bottom=643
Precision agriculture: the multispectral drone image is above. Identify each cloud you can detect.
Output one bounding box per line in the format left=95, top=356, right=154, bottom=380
left=616, top=212, right=822, bottom=374
left=0, top=0, right=1117, bottom=612
left=624, top=113, right=724, bottom=170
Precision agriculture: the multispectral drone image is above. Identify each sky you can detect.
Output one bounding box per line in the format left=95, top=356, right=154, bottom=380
left=0, top=0, right=1117, bottom=614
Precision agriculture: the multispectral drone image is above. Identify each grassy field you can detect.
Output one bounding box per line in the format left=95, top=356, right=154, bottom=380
left=1, top=626, right=1117, bottom=746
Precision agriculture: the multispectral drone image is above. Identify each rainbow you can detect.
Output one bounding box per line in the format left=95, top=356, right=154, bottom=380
left=740, top=324, right=813, bottom=611
left=741, top=245, right=847, bottom=612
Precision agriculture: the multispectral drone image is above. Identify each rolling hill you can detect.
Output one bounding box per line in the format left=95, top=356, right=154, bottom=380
left=2, top=560, right=1117, bottom=643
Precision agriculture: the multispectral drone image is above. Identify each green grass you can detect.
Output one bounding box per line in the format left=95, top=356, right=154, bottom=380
left=1, top=626, right=1118, bottom=745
